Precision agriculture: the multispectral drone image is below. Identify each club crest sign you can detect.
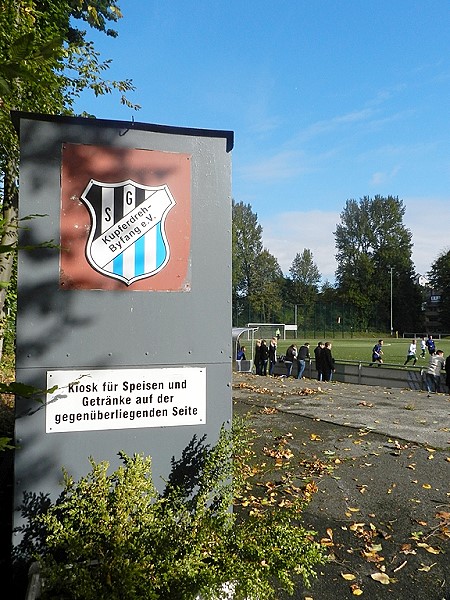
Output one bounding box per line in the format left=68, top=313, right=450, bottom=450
left=60, top=143, right=191, bottom=292
left=80, top=179, right=175, bottom=285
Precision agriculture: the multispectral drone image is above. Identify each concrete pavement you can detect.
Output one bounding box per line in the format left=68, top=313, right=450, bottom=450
left=232, top=372, right=450, bottom=448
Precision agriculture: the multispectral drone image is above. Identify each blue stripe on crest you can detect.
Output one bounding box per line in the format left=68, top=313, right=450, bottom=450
left=156, top=222, right=166, bottom=268
left=113, top=253, right=123, bottom=276
left=135, top=235, right=145, bottom=275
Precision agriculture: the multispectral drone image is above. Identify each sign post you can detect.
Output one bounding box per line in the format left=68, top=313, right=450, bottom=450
left=12, top=113, right=233, bottom=537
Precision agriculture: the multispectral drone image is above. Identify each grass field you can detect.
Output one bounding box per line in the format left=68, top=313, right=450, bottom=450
left=272, top=337, right=450, bottom=365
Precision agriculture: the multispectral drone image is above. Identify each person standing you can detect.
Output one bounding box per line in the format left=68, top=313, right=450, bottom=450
left=254, top=340, right=261, bottom=375
left=321, top=342, right=335, bottom=382
left=425, top=349, right=445, bottom=396
left=370, top=339, right=384, bottom=366
left=268, top=337, right=277, bottom=376
left=403, top=339, right=417, bottom=366
left=284, top=344, right=297, bottom=377
left=314, top=342, right=324, bottom=381
left=420, top=336, right=427, bottom=358
left=426, top=335, right=436, bottom=356
left=297, top=342, right=310, bottom=380
left=237, top=346, right=246, bottom=360
left=259, top=339, right=269, bottom=376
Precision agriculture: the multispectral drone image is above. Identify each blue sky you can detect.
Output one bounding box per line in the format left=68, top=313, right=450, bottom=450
left=75, top=1, right=450, bottom=283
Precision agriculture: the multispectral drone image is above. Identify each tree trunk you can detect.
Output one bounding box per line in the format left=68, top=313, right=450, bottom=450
left=0, top=161, right=18, bottom=361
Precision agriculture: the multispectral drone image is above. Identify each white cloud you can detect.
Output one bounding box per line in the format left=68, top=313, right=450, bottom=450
left=260, top=210, right=340, bottom=282
left=239, top=150, right=311, bottom=182
left=403, top=197, right=450, bottom=275
left=370, top=165, right=401, bottom=185
left=260, top=197, right=450, bottom=284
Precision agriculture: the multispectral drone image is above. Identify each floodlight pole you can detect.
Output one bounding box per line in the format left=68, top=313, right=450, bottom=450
left=389, top=267, right=393, bottom=336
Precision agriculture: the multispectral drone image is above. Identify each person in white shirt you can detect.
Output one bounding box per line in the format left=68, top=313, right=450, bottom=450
left=404, top=339, right=417, bottom=366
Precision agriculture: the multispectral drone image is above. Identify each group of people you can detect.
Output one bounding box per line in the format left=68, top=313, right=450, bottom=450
left=248, top=334, right=450, bottom=395
left=400, top=335, right=450, bottom=395
left=286, top=341, right=335, bottom=382
left=403, top=335, right=436, bottom=366
left=253, top=337, right=279, bottom=376
left=371, top=335, right=450, bottom=396
left=403, top=335, right=437, bottom=366
left=252, top=338, right=335, bottom=382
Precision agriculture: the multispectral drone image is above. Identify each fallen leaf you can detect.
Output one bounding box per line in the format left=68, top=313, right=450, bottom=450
left=370, top=572, right=390, bottom=584
left=422, top=483, right=432, bottom=489
left=418, top=563, right=436, bottom=572
left=341, top=573, right=356, bottom=580
left=350, top=583, right=363, bottom=595
left=361, top=550, right=384, bottom=563
left=436, top=511, right=450, bottom=521
left=417, top=542, right=441, bottom=554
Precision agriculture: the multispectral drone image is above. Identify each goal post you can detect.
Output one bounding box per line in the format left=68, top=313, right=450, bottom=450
left=246, top=323, right=289, bottom=340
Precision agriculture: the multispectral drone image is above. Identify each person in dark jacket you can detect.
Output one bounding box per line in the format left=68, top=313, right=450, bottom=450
left=259, top=339, right=269, bottom=376
left=268, top=337, right=277, bottom=375
left=321, top=342, right=335, bottom=382
left=284, top=344, right=297, bottom=377
left=426, top=335, right=436, bottom=356
left=296, top=343, right=310, bottom=380
left=314, top=342, right=324, bottom=381
left=254, top=340, right=261, bottom=375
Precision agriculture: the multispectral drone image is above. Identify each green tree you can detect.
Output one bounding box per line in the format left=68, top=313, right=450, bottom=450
left=0, top=0, right=138, bottom=355
left=319, top=280, right=338, bottom=303
left=249, top=249, right=283, bottom=323
left=427, top=249, right=450, bottom=330
left=288, top=249, right=320, bottom=321
left=232, top=201, right=283, bottom=324
left=334, top=195, right=422, bottom=332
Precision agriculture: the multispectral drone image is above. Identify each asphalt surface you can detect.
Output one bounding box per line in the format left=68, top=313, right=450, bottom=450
left=233, top=372, right=450, bottom=600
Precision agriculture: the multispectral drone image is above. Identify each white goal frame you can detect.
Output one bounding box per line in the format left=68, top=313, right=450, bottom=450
left=246, top=323, right=288, bottom=340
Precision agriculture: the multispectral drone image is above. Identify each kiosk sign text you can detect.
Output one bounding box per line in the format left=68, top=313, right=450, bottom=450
left=46, top=367, right=206, bottom=433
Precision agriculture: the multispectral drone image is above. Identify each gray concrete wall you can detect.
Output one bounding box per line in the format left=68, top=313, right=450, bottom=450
left=268, top=359, right=448, bottom=393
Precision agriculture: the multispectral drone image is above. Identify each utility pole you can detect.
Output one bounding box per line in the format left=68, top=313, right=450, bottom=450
left=390, top=267, right=393, bottom=336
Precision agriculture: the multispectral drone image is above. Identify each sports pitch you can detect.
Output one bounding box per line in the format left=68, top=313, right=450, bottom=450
left=274, top=337, right=450, bottom=365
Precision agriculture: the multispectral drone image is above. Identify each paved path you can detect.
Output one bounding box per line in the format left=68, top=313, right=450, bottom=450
left=233, top=372, right=450, bottom=600
left=233, top=372, right=450, bottom=449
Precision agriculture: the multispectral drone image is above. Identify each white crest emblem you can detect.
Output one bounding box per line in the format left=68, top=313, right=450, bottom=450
left=80, top=179, right=175, bottom=285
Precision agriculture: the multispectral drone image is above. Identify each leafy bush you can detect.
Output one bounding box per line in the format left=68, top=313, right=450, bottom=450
left=30, top=420, right=327, bottom=600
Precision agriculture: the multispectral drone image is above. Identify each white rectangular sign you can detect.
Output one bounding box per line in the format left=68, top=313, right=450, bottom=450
left=46, top=367, right=207, bottom=433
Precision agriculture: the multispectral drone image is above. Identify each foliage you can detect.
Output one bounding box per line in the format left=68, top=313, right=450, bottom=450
left=287, top=249, right=320, bottom=321
left=0, top=0, right=139, bottom=357
left=24, top=421, right=326, bottom=600
left=334, top=195, right=422, bottom=332
left=232, top=201, right=283, bottom=325
left=427, top=248, right=450, bottom=330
